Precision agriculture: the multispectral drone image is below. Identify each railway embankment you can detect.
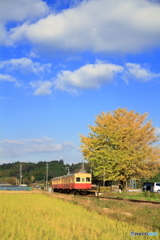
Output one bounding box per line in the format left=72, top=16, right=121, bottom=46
left=47, top=191, right=160, bottom=232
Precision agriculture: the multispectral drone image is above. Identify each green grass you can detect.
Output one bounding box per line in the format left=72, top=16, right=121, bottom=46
left=102, top=191, right=160, bottom=202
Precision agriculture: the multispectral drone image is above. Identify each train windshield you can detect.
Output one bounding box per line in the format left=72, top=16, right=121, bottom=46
left=86, top=177, right=90, bottom=182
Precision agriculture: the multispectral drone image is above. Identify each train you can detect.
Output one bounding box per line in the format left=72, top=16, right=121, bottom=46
left=51, top=172, right=92, bottom=195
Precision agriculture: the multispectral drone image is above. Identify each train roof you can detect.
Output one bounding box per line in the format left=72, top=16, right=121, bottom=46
left=51, top=171, right=91, bottom=180
left=51, top=174, right=74, bottom=180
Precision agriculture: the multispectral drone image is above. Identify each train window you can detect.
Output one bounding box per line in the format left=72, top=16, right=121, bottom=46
left=86, top=177, right=90, bottom=182
left=76, top=177, right=80, bottom=182
left=82, top=178, right=84, bottom=182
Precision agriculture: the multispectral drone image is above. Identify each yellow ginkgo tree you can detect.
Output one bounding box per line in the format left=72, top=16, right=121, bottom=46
left=80, top=108, right=160, bottom=188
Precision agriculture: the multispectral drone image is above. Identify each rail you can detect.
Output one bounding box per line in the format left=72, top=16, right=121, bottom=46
left=84, top=195, right=160, bottom=204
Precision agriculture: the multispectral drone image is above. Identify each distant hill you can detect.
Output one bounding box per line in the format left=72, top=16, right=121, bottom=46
left=0, top=160, right=91, bottom=185
left=1, top=160, right=159, bottom=186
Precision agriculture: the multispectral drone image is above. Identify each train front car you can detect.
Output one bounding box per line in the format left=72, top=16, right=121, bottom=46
left=51, top=172, right=91, bottom=194
left=73, top=172, right=91, bottom=194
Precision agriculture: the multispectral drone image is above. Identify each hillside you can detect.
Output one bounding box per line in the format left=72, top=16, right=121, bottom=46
left=0, top=160, right=91, bottom=185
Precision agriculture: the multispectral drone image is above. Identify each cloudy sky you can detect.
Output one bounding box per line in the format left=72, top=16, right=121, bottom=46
left=0, top=0, right=160, bottom=165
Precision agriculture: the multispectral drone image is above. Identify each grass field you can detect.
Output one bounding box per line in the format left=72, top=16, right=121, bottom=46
left=0, top=192, right=159, bottom=240
left=51, top=191, right=160, bottom=231
left=102, top=191, right=160, bottom=202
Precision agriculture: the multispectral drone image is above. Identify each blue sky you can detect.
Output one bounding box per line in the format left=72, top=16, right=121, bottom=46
left=0, top=0, right=160, bottom=165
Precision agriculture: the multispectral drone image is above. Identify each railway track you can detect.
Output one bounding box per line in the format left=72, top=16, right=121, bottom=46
left=83, top=194, right=160, bottom=204
left=52, top=190, right=160, bottom=204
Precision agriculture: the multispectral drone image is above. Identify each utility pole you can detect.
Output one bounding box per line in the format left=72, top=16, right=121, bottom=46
left=65, top=167, right=70, bottom=175
left=20, top=164, right=22, bottom=185
left=81, top=160, right=85, bottom=172
left=46, top=163, right=49, bottom=189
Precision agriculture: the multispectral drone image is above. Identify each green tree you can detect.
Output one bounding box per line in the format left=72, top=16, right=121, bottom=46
left=80, top=108, right=160, bottom=187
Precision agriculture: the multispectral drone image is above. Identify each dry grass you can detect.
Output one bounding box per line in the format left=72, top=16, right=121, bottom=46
left=1, top=192, right=158, bottom=240
left=48, top=191, right=160, bottom=231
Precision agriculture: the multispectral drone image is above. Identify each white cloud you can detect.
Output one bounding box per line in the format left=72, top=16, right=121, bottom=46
left=0, top=0, right=49, bottom=22
left=0, top=58, right=51, bottom=75
left=54, top=61, right=123, bottom=92
left=1, top=59, right=157, bottom=96
left=8, top=0, right=160, bottom=53
left=0, top=73, right=21, bottom=87
left=28, top=51, right=40, bottom=59
left=123, top=63, right=160, bottom=82
left=30, top=81, right=53, bottom=95
left=28, top=61, right=160, bottom=95
left=0, top=0, right=49, bottom=45
left=0, top=136, right=76, bottom=157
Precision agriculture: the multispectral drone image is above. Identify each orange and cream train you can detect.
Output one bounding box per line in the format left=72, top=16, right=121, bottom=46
left=51, top=172, right=92, bottom=194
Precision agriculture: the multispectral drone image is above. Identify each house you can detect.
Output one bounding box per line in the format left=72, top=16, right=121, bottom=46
left=0, top=181, right=11, bottom=186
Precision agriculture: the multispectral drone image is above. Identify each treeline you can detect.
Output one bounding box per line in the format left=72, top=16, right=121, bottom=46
left=0, top=160, right=159, bottom=186
left=0, top=160, right=91, bottom=185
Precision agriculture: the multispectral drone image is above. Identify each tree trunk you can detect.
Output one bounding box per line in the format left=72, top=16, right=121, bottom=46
left=120, top=180, right=125, bottom=190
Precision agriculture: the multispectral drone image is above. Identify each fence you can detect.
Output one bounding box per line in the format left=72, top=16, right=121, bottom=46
left=0, top=186, right=32, bottom=191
